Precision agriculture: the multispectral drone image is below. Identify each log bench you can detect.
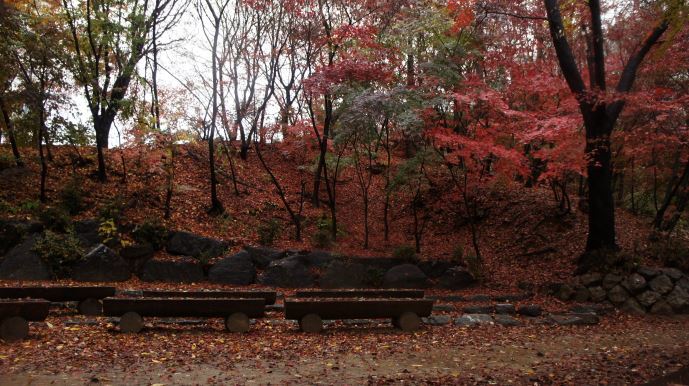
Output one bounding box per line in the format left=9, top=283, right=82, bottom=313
left=0, top=299, right=50, bottom=342
left=0, top=286, right=116, bottom=315
left=295, top=289, right=425, bottom=299
left=102, top=297, right=265, bottom=333
left=284, top=297, right=434, bottom=333
left=141, top=290, right=277, bottom=305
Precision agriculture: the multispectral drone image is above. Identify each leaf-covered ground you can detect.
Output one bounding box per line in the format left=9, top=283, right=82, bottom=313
left=0, top=310, right=687, bottom=385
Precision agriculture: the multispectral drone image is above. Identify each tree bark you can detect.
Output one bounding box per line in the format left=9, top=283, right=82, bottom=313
left=0, top=95, right=23, bottom=166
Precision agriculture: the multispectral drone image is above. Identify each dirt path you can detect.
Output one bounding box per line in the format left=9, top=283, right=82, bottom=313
left=2, top=315, right=688, bottom=385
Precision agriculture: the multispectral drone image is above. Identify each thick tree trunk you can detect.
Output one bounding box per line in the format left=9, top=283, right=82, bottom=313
left=0, top=96, right=23, bottom=166
left=582, top=111, right=616, bottom=259
left=94, top=119, right=108, bottom=182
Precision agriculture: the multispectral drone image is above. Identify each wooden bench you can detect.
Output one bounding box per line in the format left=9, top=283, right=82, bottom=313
left=0, top=286, right=116, bottom=315
left=141, top=290, right=277, bottom=305
left=0, top=299, right=50, bottom=342
left=102, top=297, right=265, bottom=333
left=295, top=289, right=424, bottom=299
left=284, top=297, right=434, bottom=333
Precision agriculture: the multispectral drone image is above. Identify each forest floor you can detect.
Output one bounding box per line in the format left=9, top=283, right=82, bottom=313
left=0, top=308, right=687, bottom=385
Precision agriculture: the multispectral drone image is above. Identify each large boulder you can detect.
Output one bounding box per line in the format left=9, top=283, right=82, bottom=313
left=166, top=231, right=227, bottom=258
left=300, top=250, right=336, bottom=267
left=119, top=243, right=155, bottom=273
left=0, top=220, right=27, bottom=255
left=320, top=260, right=370, bottom=289
left=648, top=275, right=674, bottom=295
left=666, top=285, right=689, bottom=312
left=208, top=251, right=256, bottom=285
left=418, top=260, right=455, bottom=279
left=244, top=246, right=285, bottom=269
left=139, top=258, right=205, bottom=283
left=71, top=245, right=131, bottom=282
left=602, top=273, right=623, bottom=290
left=73, top=219, right=102, bottom=249
left=621, top=273, right=647, bottom=294
left=258, top=256, right=315, bottom=288
left=438, top=267, right=475, bottom=289
left=382, top=264, right=428, bottom=288
left=607, top=285, right=630, bottom=305
left=0, top=234, right=52, bottom=280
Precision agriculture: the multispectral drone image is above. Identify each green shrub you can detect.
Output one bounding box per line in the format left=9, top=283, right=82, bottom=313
left=311, top=229, right=332, bottom=249
left=98, top=218, right=128, bottom=249
left=98, top=195, right=127, bottom=224
left=33, top=230, right=83, bottom=278
left=38, top=207, right=72, bottom=233
left=132, top=218, right=168, bottom=250
left=258, top=218, right=281, bottom=246
left=59, top=177, right=85, bottom=215
left=393, top=245, right=418, bottom=263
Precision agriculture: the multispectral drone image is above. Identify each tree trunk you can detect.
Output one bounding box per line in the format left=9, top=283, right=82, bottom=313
left=0, top=95, right=23, bottom=167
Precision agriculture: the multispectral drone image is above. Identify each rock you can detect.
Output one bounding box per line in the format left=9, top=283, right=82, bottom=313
left=166, top=231, right=227, bottom=259
left=621, top=298, right=646, bottom=315
left=495, top=304, right=516, bottom=315
left=569, top=304, right=614, bottom=315
left=555, top=284, right=575, bottom=301
left=666, top=286, right=689, bottom=311
left=208, top=251, right=256, bottom=285
left=437, top=266, right=475, bottom=290
left=578, top=273, right=603, bottom=287
left=517, top=305, right=543, bottom=317
left=361, top=257, right=408, bottom=270
left=636, top=290, right=662, bottom=308
left=637, top=266, right=660, bottom=280
left=463, top=305, right=494, bottom=314
left=550, top=314, right=600, bottom=326
left=0, top=220, right=24, bottom=255
left=418, top=260, right=455, bottom=279
left=244, top=246, right=285, bottom=269
left=71, top=245, right=131, bottom=282
left=648, top=275, right=674, bottom=295
left=258, top=256, right=315, bottom=288
left=678, top=277, right=689, bottom=292
left=589, top=286, right=607, bottom=303
left=607, top=285, right=630, bottom=305
left=119, top=244, right=155, bottom=273
left=574, top=287, right=591, bottom=302
left=300, top=250, right=335, bottom=267
left=650, top=300, right=674, bottom=315
left=139, top=259, right=204, bottom=283
left=0, top=234, right=52, bottom=280
left=454, top=314, right=493, bottom=327
left=494, top=314, right=522, bottom=327
left=661, top=268, right=684, bottom=281
left=73, top=219, right=102, bottom=249
left=492, top=293, right=532, bottom=302
left=382, top=264, right=428, bottom=288
left=621, top=273, right=647, bottom=294
left=320, top=260, right=370, bottom=289
left=422, top=315, right=452, bottom=326
left=602, top=273, right=623, bottom=290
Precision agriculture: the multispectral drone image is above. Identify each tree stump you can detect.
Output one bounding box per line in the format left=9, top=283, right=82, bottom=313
left=396, top=311, right=421, bottom=332
left=78, top=298, right=103, bottom=316
left=225, top=312, right=250, bottom=333
left=299, top=313, right=323, bottom=333
left=0, top=316, right=29, bottom=342
left=119, top=312, right=144, bottom=333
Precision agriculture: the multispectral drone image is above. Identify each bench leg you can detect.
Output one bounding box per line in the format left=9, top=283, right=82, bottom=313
left=119, top=312, right=144, bottom=333
left=1, top=316, right=29, bottom=342
left=299, top=313, right=323, bottom=333
left=396, top=312, right=421, bottom=332
left=225, top=312, right=250, bottom=333
left=78, top=298, right=103, bottom=316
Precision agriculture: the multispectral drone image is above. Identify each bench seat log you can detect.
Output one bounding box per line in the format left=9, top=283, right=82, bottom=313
left=0, top=287, right=116, bottom=302
left=141, top=290, right=277, bottom=305
left=0, top=299, right=50, bottom=321
left=102, top=297, right=265, bottom=318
